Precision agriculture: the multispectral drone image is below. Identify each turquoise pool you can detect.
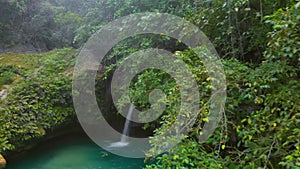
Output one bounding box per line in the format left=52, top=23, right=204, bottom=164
left=6, top=134, right=145, bottom=169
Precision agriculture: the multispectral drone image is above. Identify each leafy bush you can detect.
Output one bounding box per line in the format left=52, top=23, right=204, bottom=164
left=0, top=65, right=20, bottom=85
left=143, top=57, right=299, bottom=169
left=145, top=140, right=225, bottom=169
left=143, top=2, right=300, bottom=169
left=0, top=48, right=76, bottom=153
left=264, top=2, right=300, bottom=67
left=0, top=70, right=16, bottom=85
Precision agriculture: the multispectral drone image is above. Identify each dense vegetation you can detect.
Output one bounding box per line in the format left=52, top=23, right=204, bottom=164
left=0, top=0, right=299, bottom=168
left=0, top=49, right=76, bottom=152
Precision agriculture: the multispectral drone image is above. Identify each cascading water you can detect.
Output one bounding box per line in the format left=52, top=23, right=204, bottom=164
left=108, top=103, right=134, bottom=147
left=120, top=103, right=134, bottom=143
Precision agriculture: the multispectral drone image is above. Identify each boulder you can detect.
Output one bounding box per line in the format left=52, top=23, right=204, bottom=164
left=0, top=154, right=6, bottom=169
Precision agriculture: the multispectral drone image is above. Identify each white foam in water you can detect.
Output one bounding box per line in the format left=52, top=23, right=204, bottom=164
left=108, top=141, right=129, bottom=148
left=108, top=103, right=134, bottom=148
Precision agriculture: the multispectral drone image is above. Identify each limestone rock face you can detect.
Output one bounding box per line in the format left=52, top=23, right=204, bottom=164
left=0, top=154, right=6, bottom=169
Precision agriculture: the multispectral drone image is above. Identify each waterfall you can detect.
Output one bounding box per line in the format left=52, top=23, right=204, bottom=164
left=108, top=103, right=134, bottom=148
left=120, top=103, right=134, bottom=143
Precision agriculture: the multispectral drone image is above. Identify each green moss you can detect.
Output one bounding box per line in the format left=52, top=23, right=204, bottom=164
left=0, top=49, right=75, bottom=71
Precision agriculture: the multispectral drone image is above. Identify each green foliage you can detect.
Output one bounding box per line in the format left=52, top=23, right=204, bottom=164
left=145, top=140, right=225, bottom=169
left=54, top=11, right=82, bottom=47
left=0, top=1, right=299, bottom=168
left=264, top=1, right=300, bottom=67
left=225, top=61, right=299, bottom=168
left=0, top=48, right=76, bottom=153
left=93, top=2, right=300, bottom=167
left=188, top=0, right=293, bottom=62
left=142, top=57, right=299, bottom=169
left=0, top=66, right=19, bottom=85
left=73, top=0, right=197, bottom=46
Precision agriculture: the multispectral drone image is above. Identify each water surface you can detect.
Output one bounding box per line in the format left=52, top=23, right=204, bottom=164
left=7, top=134, right=145, bottom=169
